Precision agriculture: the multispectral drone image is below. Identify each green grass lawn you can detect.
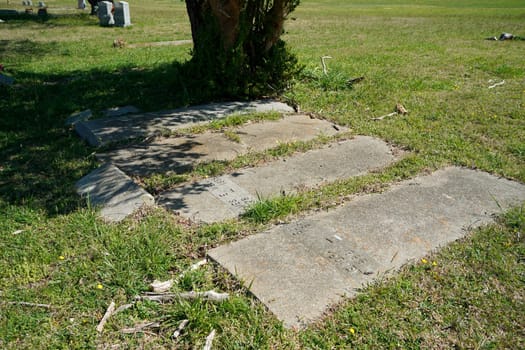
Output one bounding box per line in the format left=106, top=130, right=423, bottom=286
left=1, top=0, right=524, bottom=348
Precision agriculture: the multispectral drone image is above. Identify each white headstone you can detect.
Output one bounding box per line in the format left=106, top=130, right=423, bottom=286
left=77, top=0, right=86, bottom=10
left=38, top=1, right=45, bottom=7
left=114, top=1, right=131, bottom=27
left=97, top=1, right=114, bottom=26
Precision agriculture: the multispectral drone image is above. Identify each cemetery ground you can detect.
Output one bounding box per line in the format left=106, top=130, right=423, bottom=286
left=1, top=0, right=524, bottom=348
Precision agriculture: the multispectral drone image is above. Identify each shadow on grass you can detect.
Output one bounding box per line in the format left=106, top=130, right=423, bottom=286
left=0, top=11, right=97, bottom=26
left=0, top=59, right=246, bottom=218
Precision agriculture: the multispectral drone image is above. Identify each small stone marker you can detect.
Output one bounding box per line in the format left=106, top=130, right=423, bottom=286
left=159, top=136, right=399, bottom=222
left=76, top=163, right=154, bottom=222
left=114, top=1, right=131, bottom=27
left=98, top=1, right=114, bottom=26
left=208, top=167, right=525, bottom=328
left=78, top=0, right=86, bottom=10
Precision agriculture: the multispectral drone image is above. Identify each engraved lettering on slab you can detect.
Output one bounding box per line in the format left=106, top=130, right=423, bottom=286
left=204, top=176, right=256, bottom=214
left=326, top=249, right=378, bottom=275
left=287, top=221, right=310, bottom=236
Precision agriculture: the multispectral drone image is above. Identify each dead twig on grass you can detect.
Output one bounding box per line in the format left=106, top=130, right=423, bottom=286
left=203, top=329, right=216, bottom=350
left=371, top=103, right=408, bottom=121
left=136, top=290, right=229, bottom=303
left=5, top=301, right=52, bottom=309
left=172, top=319, right=189, bottom=340
left=96, top=301, right=116, bottom=333
left=321, top=56, right=332, bottom=75
left=121, top=321, right=160, bottom=334
left=149, top=259, right=208, bottom=293
left=488, top=80, right=505, bottom=89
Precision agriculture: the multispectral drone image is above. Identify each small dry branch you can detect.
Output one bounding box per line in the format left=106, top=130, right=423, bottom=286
left=488, top=80, right=505, bottom=89
left=172, top=319, right=189, bottom=340
left=150, top=279, right=174, bottom=293
left=121, top=321, right=160, bottom=334
left=321, top=56, right=332, bottom=75
left=96, top=301, right=116, bottom=333
left=149, top=259, right=207, bottom=293
left=114, top=303, right=133, bottom=314
left=371, top=103, right=408, bottom=121
left=203, top=329, right=216, bottom=350
left=136, top=290, right=229, bottom=303
left=6, top=301, right=52, bottom=309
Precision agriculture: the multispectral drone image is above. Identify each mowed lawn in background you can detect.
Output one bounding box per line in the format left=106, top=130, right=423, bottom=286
left=1, top=0, right=524, bottom=349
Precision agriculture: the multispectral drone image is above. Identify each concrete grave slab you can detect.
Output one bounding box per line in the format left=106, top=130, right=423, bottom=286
left=76, top=163, right=154, bottom=222
left=97, top=115, right=344, bottom=176
left=65, top=109, right=92, bottom=127
left=208, top=167, right=525, bottom=328
left=159, top=136, right=398, bottom=222
left=75, top=100, right=294, bottom=147
left=103, top=105, right=140, bottom=117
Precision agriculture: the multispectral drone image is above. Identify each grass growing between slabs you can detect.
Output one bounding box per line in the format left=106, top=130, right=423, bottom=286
left=1, top=0, right=525, bottom=348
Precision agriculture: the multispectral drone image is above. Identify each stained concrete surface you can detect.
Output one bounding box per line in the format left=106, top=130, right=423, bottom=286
left=75, top=100, right=294, bottom=146
left=208, top=167, right=525, bottom=328
left=97, top=114, right=344, bottom=176
left=159, top=136, right=399, bottom=222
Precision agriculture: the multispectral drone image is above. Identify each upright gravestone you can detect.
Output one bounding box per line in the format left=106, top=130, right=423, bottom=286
left=98, top=1, right=114, bottom=26
left=114, top=1, right=131, bottom=27
left=77, top=0, right=86, bottom=10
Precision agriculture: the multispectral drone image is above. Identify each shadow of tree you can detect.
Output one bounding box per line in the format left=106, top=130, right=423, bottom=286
left=0, top=58, right=241, bottom=217
left=0, top=11, right=96, bottom=26
left=0, top=40, right=60, bottom=60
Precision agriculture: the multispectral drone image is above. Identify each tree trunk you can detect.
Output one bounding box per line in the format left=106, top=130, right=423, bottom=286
left=183, top=0, right=301, bottom=97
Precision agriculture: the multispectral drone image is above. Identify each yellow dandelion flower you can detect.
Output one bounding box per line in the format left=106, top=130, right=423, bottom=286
left=432, top=261, right=437, bottom=266
left=349, top=327, right=356, bottom=335
left=421, top=258, right=428, bottom=264
left=96, top=284, right=103, bottom=290
left=59, top=256, right=65, bottom=260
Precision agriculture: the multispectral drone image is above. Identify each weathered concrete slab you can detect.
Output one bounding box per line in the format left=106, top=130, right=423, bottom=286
left=76, top=163, right=154, bottom=222
left=103, top=105, right=140, bottom=117
left=97, top=115, right=344, bottom=176
left=159, top=136, right=398, bottom=222
left=75, top=100, right=294, bottom=147
left=65, top=109, right=92, bottom=127
left=208, top=167, right=525, bottom=328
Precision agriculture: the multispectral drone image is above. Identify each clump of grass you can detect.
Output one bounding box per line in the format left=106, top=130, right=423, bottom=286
left=178, top=111, right=283, bottom=136
left=139, top=173, right=188, bottom=194
left=300, top=64, right=355, bottom=91
left=242, top=194, right=302, bottom=223
left=223, top=130, right=241, bottom=143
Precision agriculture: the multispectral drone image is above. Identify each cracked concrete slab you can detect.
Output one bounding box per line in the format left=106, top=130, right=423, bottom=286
left=75, top=100, right=294, bottom=147
left=97, top=115, right=344, bottom=176
left=159, top=136, right=399, bottom=222
left=76, top=163, right=154, bottom=222
left=208, top=167, right=525, bottom=328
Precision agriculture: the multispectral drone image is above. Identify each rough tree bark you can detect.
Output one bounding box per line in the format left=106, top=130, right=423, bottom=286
left=183, top=0, right=300, bottom=96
